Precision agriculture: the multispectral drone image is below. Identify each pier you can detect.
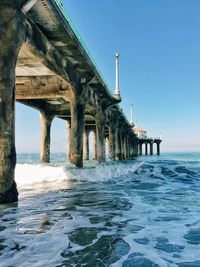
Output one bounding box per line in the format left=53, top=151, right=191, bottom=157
left=138, top=138, right=162, bottom=156
left=0, top=0, right=161, bottom=203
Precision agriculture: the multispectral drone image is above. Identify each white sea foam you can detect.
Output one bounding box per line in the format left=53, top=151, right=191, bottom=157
left=15, top=164, right=67, bottom=186
left=15, top=161, right=143, bottom=187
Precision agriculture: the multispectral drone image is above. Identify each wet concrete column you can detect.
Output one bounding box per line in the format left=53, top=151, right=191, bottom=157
left=129, top=138, right=132, bottom=157
left=123, top=135, right=127, bottom=159
left=105, top=136, right=109, bottom=160
left=145, top=142, right=148, bottom=155
left=133, top=139, right=136, bottom=156
left=40, top=112, right=54, bottom=163
left=126, top=135, right=130, bottom=158
left=120, top=132, right=124, bottom=159
left=108, top=121, right=116, bottom=160
left=134, top=140, right=139, bottom=156
left=93, top=131, right=97, bottom=160
left=69, top=92, right=86, bottom=168
left=132, top=139, right=137, bottom=156
left=157, top=141, right=161, bottom=155
left=0, top=1, right=26, bottom=204
left=83, top=129, right=90, bottom=160
left=150, top=142, right=153, bottom=155
left=139, top=143, right=143, bottom=155
left=95, top=111, right=106, bottom=163
left=131, top=137, right=134, bottom=156
left=66, top=120, right=71, bottom=161
left=131, top=138, right=135, bottom=157
left=115, top=128, right=122, bottom=160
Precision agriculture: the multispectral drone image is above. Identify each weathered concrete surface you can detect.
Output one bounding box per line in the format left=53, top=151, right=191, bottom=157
left=108, top=121, right=116, bottom=160
left=138, top=138, right=162, bottom=156
left=0, top=1, right=26, bottom=203
left=150, top=141, right=153, bottom=155
left=93, top=131, right=97, bottom=160
left=0, top=0, right=141, bottom=205
left=69, top=86, right=87, bottom=167
left=40, top=112, right=54, bottom=163
left=145, top=142, right=148, bottom=155
left=156, top=140, right=161, bottom=155
left=83, top=129, right=90, bottom=160
left=67, top=120, right=71, bottom=160
left=115, top=129, right=122, bottom=160
left=95, top=109, right=106, bottom=163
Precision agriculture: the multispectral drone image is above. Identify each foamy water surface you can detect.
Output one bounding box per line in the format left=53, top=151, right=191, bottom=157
left=0, top=153, right=200, bottom=267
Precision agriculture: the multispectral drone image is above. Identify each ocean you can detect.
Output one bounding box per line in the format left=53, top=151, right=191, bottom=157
left=0, top=153, right=200, bottom=267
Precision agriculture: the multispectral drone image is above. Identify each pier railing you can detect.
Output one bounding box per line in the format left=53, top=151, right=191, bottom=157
left=53, top=0, right=111, bottom=92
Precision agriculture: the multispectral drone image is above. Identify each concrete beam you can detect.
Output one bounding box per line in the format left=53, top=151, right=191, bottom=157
left=16, top=75, right=72, bottom=100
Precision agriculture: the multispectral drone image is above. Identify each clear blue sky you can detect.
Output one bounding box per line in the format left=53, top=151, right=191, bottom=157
left=16, top=0, right=200, bottom=153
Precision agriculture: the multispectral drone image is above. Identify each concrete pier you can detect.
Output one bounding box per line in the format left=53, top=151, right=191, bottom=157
left=0, top=0, right=26, bottom=203
left=95, top=110, right=106, bottom=163
left=156, top=140, right=161, bottom=155
left=0, top=0, right=157, bottom=203
left=145, top=143, right=148, bottom=155
left=93, top=131, right=97, bottom=160
left=115, top=129, right=122, bottom=160
left=139, top=143, right=142, bottom=156
left=108, top=121, right=116, bottom=160
left=69, top=89, right=86, bottom=168
left=150, top=141, right=153, bottom=155
left=83, top=129, right=90, bottom=160
left=40, top=112, right=54, bottom=163
left=138, top=138, right=162, bottom=156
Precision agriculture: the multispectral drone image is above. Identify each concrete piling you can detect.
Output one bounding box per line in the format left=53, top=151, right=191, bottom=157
left=69, top=95, right=86, bottom=168
left=95, top=111, right=106, bottom=163
left=40, top=112, right=54, bottom=163
left=83, top=129, right=90, bottom=160
left=0, top=1, right=25, bottom=203
left=0, top=0, right=160, bottom=204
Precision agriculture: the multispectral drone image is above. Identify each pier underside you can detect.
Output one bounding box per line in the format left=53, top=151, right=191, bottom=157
left=0, top=0, right=160, bottom=203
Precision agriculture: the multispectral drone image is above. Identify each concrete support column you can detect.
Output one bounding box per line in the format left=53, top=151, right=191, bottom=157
left=0, top=2, right=26, bottom=203
left=115, top=129, right=122, bottom=160
left=40, top=112, right=54, bottom=163
left=129, top=138, right=132, bottom=157
left=83, top=129, right=90, bottom=160
left=150, top=142, right=153, bottom=155
left=95, top=111, right=106, bottom=163
left=132, top=139, right=137, bottom=156
left=145, top=142, right=148, bottom=155
left=126, top=135, right=130, bottom=158
left=69, top=94, right=86, bottom=168
left=93, top=131, right=97, bottom=160
left=108, top=121, right=116, bottom=160
left=139, top=143, right=143, bottom=155
left=131, top=138, right=134, bottom=157
left=133, top=140, right=139, bottom=156
left=156, top=141, right=161, bottom=155
left=66, top=120, right=71, bottom=160
left=133, top=139, right=136, bottom=156
left=105, top=136, right=109, bottom=160
left=120, top=132, right=124, bottom=159
left=123, top=135, right=127, bottom=159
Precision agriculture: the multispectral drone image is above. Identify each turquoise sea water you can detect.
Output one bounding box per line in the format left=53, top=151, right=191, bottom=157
left=0, top=153, right=200, bottom=267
